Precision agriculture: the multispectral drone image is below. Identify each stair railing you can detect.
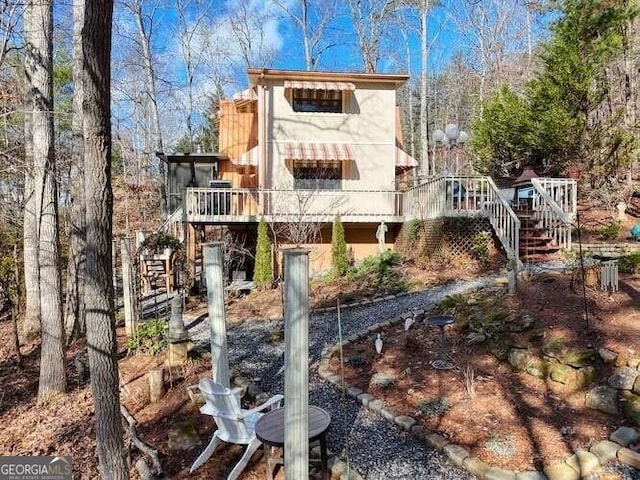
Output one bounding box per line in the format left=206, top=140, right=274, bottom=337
left=532, top=178, right=577, bottom=220
left=531, top=178, right=573, bottom=251
left=485, top=177, right=521, bottom=268
left=161, top=206, right=184, bottom=242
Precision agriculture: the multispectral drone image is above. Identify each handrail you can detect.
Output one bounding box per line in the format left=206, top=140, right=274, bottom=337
left=531, top=178, right=573, bottom=250
left=160, top=206, right=184, bottom=241
left=485, top=177, right=521, bottom=267
left=533, top=178, right=577, bottom=220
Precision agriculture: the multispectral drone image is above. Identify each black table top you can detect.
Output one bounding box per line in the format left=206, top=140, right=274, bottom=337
left=255, top=405, right=331, bottom=446
left=426, top=315, right=455, bottom=327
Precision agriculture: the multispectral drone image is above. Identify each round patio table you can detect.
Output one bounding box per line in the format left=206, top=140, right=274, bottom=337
left=255, top=405, right=331, bottom=480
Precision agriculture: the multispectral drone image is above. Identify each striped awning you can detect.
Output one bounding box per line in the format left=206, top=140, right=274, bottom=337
left=284, top=142, right=354, bottom=162
left=231, top=146, right=259, bottom=167
left=396, top=147, right=418, bottom=168
left=284, top=80, right=356, bottom=91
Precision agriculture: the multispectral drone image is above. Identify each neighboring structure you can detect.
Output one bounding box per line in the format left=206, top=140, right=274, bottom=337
left=162, top=68, right=418, bottom=278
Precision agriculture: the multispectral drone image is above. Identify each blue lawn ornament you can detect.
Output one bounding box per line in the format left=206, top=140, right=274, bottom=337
left=631, top=224, right=640, bottom=241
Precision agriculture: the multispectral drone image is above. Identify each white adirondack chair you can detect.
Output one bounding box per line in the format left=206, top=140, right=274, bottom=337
left=190, top=378, right=284, bottom=478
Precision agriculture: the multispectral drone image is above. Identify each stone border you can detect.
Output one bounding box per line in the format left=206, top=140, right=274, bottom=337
left=317, top=310, right=640, bottom=480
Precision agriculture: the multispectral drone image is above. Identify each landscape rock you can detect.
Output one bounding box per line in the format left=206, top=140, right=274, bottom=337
left=547, top=362, right=576, bottom=385
left=585, top=386, right=619, bottom=414
left=608, top=367, right=638, bottom=390
left=617, top=447, right=640, bottom=469
left=508, top=348, right=545, bottom=374
left=634, top=375, right=640, bottom=395
left=516, top=471, right=548, bottom=480
left=565, top=450, right=600, bottom=476
left=621, top=392, right=640, bottom=427
left=610, top=426, right=640, bottom=446
left=542, top=341, right=597, bottom=368
left=485, top=466, right=516, bottom=480
left=462, top=456, right=490, bottom=478
left=425, top=432, right=450, bottom=449
left=442, top=443, right=469, bottom=467
left=543, top=462, right=579, bottom=480
left=598, top=348, right=618, bottom=363
left=466, top=331, right=486, bottom=344
left=589, top=440, right=620, bottom=464
left=167, top=419, right=201, bottom=450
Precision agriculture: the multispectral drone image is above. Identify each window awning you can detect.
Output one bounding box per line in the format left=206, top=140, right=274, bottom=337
left=395, top=147, right=418, bottom=169
left=284, top=80, right=356, bottom=91
left=284, top=142, right=354, bottom=162
left=231, top=146, right=259, bottom=167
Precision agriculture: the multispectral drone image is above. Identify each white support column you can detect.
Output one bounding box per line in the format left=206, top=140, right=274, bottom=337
left=203, top=242, right=230, bottom=388
left=283, top=248, right=310, bottom=480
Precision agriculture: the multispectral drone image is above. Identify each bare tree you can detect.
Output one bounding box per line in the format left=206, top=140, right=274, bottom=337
left=0, top=0, right=23, bottom=68
left=64, top=0, right=86, bottom=343
left=82, top=0, right=129, bottom=477
left=271, top=0, right=337, bottom=70
left=24, top=0, right=66, bottom=402
left=346, top=0, right=396, bottom=73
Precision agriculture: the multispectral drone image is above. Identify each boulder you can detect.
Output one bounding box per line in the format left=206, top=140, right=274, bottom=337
left=585, top=386, right=619, bottom=415
left=508, top=348, right=545, bottom=374
left=608, top=367, right=638, bottom=391
left=634, top=375, right=640, bottom=395
left=167, top=419, right=201, bottom=450
left=621, top=392, right=640, bottom=427
left=598, top=348, right=618, bottom=363
left=547, top=362, right=577, bottom=386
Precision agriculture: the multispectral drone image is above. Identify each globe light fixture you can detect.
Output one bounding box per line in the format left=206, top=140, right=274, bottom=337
left=433, top=123, right=469, bottom=175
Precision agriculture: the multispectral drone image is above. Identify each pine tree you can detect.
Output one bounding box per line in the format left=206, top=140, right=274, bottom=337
left=253, top=217, right=273, bottom=287
left=331, top=215, right=348, bottom=277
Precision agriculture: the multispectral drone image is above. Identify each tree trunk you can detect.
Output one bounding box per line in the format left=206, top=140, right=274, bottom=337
left=82, top=0, right=129, bottom=477
left=133, top=0, right=166, bottom=214
left=419, top=1, right=430, bottom=178
left=22, top=3, right=40, bottom=339
left=24, top=0, right=67, bottom=403
left=64, top=0, right=86, bottom=343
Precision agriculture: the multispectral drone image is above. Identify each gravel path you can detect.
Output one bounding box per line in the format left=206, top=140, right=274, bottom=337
left=188, top=276, right=500, bottom=479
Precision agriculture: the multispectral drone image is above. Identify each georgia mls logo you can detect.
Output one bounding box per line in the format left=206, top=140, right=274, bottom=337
left=0, top=456, right=72, bottom=480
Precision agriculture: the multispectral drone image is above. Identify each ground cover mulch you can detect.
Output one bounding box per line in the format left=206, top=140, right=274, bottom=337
left=327, top=272, right=640, bottom=473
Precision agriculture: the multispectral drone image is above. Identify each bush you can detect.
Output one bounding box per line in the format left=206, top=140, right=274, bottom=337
left=253, top=217, right=273, bottom=287
left=140, top=232, right=181, bottom=254
left=331, top=215, right=348, bottom=277
left=619, top=253, right=640, bottom=273
left=126, top=319, right=167, bottom=355
left=471, top=231, right=491, bottom=264
left=597, top=221, right=621, bottom=240
left=348, top=250, right=406, bottom=291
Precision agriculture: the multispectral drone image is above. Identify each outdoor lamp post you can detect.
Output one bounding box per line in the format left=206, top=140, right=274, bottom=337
left=433, top=123, right=469, bottom=175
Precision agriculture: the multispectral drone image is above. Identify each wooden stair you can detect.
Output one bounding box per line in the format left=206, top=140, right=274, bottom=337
left=514, top=208, right=562, bottom=261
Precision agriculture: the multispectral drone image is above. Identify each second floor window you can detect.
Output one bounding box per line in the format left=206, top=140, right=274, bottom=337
left=293, top=161, right=342, bottom=190
left=292, top=89, right=343, bottom=113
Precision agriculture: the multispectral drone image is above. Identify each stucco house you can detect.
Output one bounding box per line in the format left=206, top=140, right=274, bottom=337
left=159, top=68, right=576, bottom=287
left=164, top=68, right=419, bottom=278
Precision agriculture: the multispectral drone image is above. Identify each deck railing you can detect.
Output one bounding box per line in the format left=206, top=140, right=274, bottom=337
left=531, top=178, right=573, bottom=250
left=184, top=187, right=404, bottom=223
left=403, top=176, right=520, bottom=265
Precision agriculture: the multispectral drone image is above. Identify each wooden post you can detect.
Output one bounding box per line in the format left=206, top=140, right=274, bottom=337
left=147, top=367, right=165, bottom=402
left=186, top=223, right=197, bottom=291
left=283, top=248, right=310, bottom=480
left=203, top=242, right=230, bottom=388
left=507, top=256, right=518, bottom=295
left=121, top=239, right=138, bottom=337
